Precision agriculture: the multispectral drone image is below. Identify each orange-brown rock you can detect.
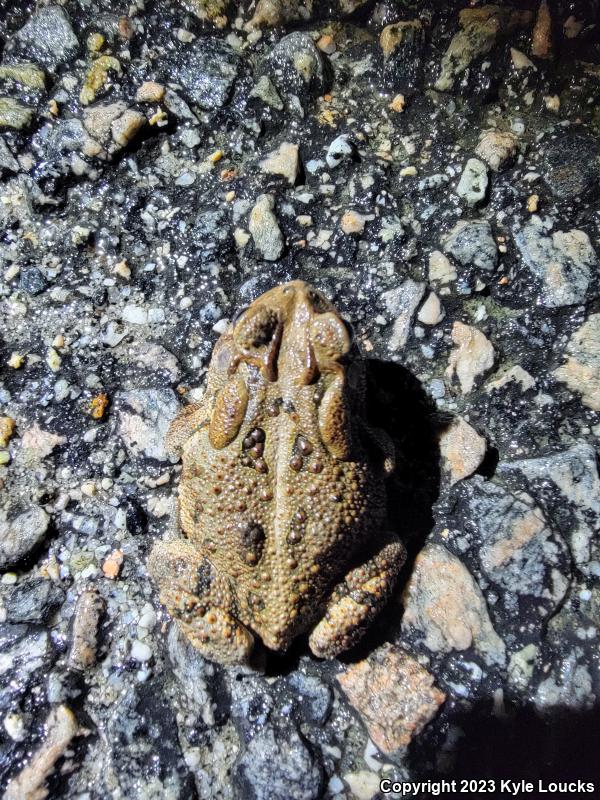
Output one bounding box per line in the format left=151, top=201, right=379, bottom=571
left=337, top=645, right=445, bottom=753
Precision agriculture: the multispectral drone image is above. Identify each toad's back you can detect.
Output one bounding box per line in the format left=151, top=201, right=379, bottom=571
left=176, top=282, right=387, bottom=650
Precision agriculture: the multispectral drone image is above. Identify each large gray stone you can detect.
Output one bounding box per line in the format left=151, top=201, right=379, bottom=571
left=0, top=507, right=50, bottom=570
left=13, top=6, right=79, bottom=70
left=166, top=38, right=239, bottom=110
left=235, top=724, right=323, bottom=800
left=1, top=577, right=64, bottom=624
left=452, top=477, right=571, bottom=622
left=554, top=313, right=600, bottom=410
left=456, top=158, right=489, bottom=206
left=115, top=389, right=179, bottom=462
left=249, top=194, right=284, bottom=261
left=515, top=218, right=596, bottom=307
left=381, top=278, right=426, bottom=350
left=267, top=32, right=328, bottom=110
left=498, top=443, right=600, bottom=575
left=102, top=680, right=195, bottom=799
left=443, top=220, right=498, bottom=272
left=543, top=133, right=600, bottom=201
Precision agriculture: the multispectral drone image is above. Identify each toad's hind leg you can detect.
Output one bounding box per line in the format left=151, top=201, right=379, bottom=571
left=147, top=539, right=254, bottom=665
left=308, top=536, right=406, bottom=659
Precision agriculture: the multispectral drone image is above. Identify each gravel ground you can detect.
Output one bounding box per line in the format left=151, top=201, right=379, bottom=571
left=0, top=1, right=599, bottom=799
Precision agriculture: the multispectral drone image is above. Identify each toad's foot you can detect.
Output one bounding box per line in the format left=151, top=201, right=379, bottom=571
left=308, top=536, right=406, bottom=659
left=147, top=538, right=254, bottom=665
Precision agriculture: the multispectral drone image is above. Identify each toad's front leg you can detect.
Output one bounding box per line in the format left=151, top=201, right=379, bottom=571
left=147, top=539, right=254, bottom=666
left=308, top=536, right=406, bottom=659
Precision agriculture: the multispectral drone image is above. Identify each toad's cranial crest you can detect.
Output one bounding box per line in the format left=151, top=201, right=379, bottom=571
left=148, top=280, right=405, bottom=665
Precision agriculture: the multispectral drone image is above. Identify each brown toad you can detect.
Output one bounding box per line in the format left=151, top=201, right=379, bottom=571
left=148, top=281, right=405, bottom=665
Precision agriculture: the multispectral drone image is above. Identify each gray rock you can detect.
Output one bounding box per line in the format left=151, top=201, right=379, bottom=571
left=129, top=342, right=181, bottom=383
left=249, top=193, right=284, bottom=261
left=498, top=443, right=600, bottom=575
left=443, top=220, right=498, bottom=272
left=235, top=724, right=323, bottom=800
left=13, top=6, right=79, bottom=71
left=166, top=38, right=239, bottom=110
left=250, top=75, right=284, bottom=110
left=456, top=158, right=488, bottom=206
left=381, top=279, right=426, bottom=350
left=535, top=653, right=595, bottom=711
left=2, top=577, right=64, bottom=624
left=0, top=625, right=54, bottom=712
left=515, top=219, right=596, bottom=307
left=0, top=137, right=19, bottom=173
left=115, top=389, right=179, bottom=461
left=285, top=671, right=332, bottom=725
left=543, top=133, right=600, bottom=201
left=230, top=675, right=275, bottom=735
left=453, top=477, right=570, bottom=619
left=267, top=32, right=327, bottom=109
left=19, top=266, right=48, bottom=295
left=103, top=679, right=195, bottom=799
left=163, top=89, right=196, bottom=120
left=190, top=207, right=235, bottom=266
left=418, top=173, right=449, bottom=191
left=167, top=624, right=213, bottom=708
left=0, top=507, right=50, bottom=570
left=553, top=313, right=600, bottom=411
left=44, top=118, right=88, bottom=157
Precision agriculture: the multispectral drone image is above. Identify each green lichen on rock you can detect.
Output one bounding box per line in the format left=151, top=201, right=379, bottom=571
left=0, top=96, right=34, bottom=129
left=0, top=62, right=46, bottom=90
left=435, top=5, right=533, bottom=92
left=180, top=0, right=229, bottom=26
left=80, top=55, right=121, bottom=106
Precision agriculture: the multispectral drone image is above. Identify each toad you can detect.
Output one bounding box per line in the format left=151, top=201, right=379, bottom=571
left=148, top=281, right=405, bottom=665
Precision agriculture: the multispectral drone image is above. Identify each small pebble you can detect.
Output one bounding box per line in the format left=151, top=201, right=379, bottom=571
left=130, top=640, right=152, bottom=662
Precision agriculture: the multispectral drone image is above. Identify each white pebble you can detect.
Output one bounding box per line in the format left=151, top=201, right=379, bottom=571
left=122, top=305, right=148, bottom=325
left=326, top=135, right=354, bottom=169
left=138, top=608, right=157, bottom=631
left=130, top=640, right=152, bottom=662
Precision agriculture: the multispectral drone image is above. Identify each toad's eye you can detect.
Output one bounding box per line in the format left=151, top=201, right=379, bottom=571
left=231, top=305, right=249, bottom=325
left=235, top=306, right=280, bottom=349
left=307, top=290, right=331, bottom=314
